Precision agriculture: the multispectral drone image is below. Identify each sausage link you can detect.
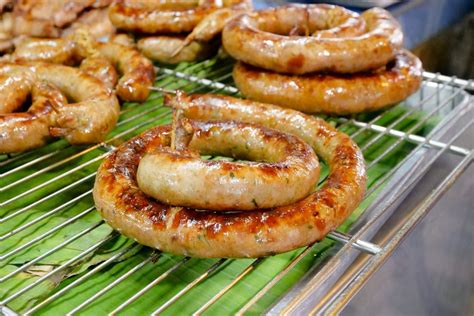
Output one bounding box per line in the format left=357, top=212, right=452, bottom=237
left=0, top=71, right=33, bottom=113
left=222, top=5, right=403, bottom=74
left=13, top=38, right=78, bottom=65
left=137, top=36, right=216, bottom=64
left=0, top=78, right=67, bottom=153
left=0, top=62, right=120, bottom=145
left=233, top=50, right=423, bottom=115
left=109, top=0, right=248, bottom=34
left=9, top=36, right=155, bottom=102
left=171, top=0, right=252, bottom=56
left=93, top=94, right=366, bottom=258
left=97, top=41, right=155, bottom=102
left=109, top=1, right=213, bottom=34
left=137, top=120, right=320, bottom=211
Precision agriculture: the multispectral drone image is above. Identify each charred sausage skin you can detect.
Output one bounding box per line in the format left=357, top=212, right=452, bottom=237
left=93, top=94, right=366, bottom=258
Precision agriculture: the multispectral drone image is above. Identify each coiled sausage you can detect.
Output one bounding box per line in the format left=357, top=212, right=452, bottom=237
left=93, top=94, right=366, bottom=258
left=0, top=62, right=120, bottom=151
left=137, top=120, right=320, bottom=211
left=233, top=50, right=422, bottom=115
left=222, top=5, right=403, bottom=74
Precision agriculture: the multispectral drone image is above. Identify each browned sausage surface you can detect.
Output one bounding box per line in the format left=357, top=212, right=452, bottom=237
left=0, top=62, right=120, bottom=152
left=109, top=0, right=217, bottom=34
left=97, top=41, right=155, bottom=102
left=109, top=0, right=250, bottom=34
left=233, top=49, right=423, bottom=115
left=93, top=94, right=366, bottom=258
left=13, top=37, right=78, bottom=65
left=137, top=120, right=320, bottom=211
left=170, top=0, right=252, bottom=56
left=137, top=36, right=216, bottom=64
left=0, top=71, right=33, bottom=114
left=8, top=36, right=155, bottom=102
left=0, top=78, right=66, bottom=153
left=222, top=4, right=403, bottom=74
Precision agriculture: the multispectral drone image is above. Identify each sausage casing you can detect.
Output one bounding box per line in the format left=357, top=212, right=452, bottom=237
left=137, top=120, right=320, bottom=210
left=93, top=94, right=366, bottom=258
left=233, top=50, right=423, bottom=115
left=222, top=5, right=403, bottom=74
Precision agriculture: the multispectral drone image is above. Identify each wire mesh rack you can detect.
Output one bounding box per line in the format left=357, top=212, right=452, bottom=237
left=0, top=57, right=472, bottom=315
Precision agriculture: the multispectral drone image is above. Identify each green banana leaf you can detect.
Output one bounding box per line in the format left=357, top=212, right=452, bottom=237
left=0, top=56, right=444, bottom=315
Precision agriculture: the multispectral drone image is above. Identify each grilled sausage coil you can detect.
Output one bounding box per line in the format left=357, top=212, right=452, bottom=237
left=9, top=36, right=155, bottom=102
left=233, top=49, right=423, bottom=115
left=93, top=94, right=366, bottom=258
left=137, top=120, right=320, bottom=211
left=0, top=62, right=120, bottom=153
left=222, top=4, right=403, bottom=74
left=0, top=76, right=66, bottom=153
left=109, top=0, right=249, bottom=34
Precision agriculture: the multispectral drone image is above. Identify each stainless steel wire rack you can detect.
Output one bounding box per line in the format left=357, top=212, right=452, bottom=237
left=0, top=58, right=472, bottom=315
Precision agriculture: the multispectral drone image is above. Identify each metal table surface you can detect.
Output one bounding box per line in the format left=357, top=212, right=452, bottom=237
left=342, top=111, right=473, bottom=315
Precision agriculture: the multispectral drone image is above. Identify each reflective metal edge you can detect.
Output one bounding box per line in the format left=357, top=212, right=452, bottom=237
left=267, top=88, right=472, bottom=315
left=325, top=149, right=473, bottom=315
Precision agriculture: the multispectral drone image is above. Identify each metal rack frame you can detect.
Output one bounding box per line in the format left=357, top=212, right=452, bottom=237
left=0, top=62, right=472, bottom=315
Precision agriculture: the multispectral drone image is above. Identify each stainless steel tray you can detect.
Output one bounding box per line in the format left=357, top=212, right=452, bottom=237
left=0, top=60, right=472, bottom=315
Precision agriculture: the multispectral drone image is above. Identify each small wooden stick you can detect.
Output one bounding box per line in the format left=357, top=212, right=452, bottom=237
left=170, top=91, right=194, bottom=150
left=170, top=39, right=191, bottom=58
left=162, top=89, right=188, bottom=110
left=149, top=87, right=177, bottom=94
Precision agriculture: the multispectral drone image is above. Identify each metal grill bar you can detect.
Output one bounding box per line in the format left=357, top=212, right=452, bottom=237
left=157, top=68, right=238, bottom=94
left=1, top=66, right=234, bottom=193
left=2, top=146, right=100, bottom=191
left=0, top=66, right=470, bottom=315
left=1, top=102, right=164, bottom=193
left=277, top=118, right=473, bottom=315
left=328, top=231, right=381, bottom=255
left=0, top=74, right=171, bottom=169
left=1, top=155, right=104, bottom=207
left=340, top=95, right=470, bottom=201
left=1, top=108, right=172, bottom=207
left=0, top=207, right=97, bottom=261
left=219, top=97, right=470, bottom=314
left=0, top=72, right=169, bottom=174
left=2, top=149, right=62, bottom=177
left=193, top=258, right=264, bottom=315
left=156, top=68, right=470, bottom=157
left=422, top=71, right=474, bottom=90
left=150, top=259, right=227, bottom=315
left=346, top=76, right=456, bottom=144
left=1, top=232, right=114, bottom=305
left=0, top=190, right=92, bottom=241
left=358, top=80, right=470, bottom=161
left=0, top=220, right=102, bottom=283
left=191, top=108, right=472, bottom=313
left=336, top=72, right=446, bottom=134
left=67, top=252, right=161, bottom=315
left=364, top=82, right=468, bottom=169
left=0, top=172, right=96, bottom=223
left=324, top=150, right=473, bottom=315
left=348, top=119, right=470, bottom=156
left=110, top=257, right=191, bottom=315
left=0, top=147, right=52, bottom=168
left=237, top=246, right=315, bottom=315
left=362, top=110, right=470, bottom=198
left=24, top=243, right=140, bottom=315
left=356, top=119, right=473, bottom=245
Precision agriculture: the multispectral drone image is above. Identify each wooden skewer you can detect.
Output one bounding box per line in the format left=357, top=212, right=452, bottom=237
left=148, top=87, right=178, bottom=94
left=169, top=90, right=194, bottom=150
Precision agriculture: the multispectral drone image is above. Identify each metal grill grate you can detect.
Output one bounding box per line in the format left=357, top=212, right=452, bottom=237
left=0, top=58, right=472, bottom=315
